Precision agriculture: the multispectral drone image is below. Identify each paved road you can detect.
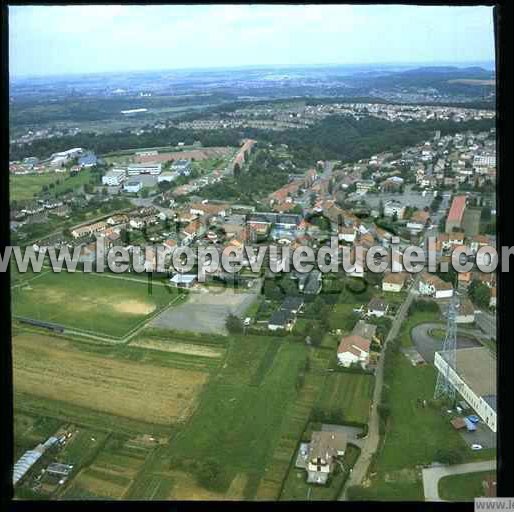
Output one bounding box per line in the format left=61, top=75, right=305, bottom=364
left=339, top=274, right=421, bottom=499
left=422, top=460, right=496, bottom=501
left=475, top=311, right=497, bottom=340
left=411, top=322, right=483, bottom=363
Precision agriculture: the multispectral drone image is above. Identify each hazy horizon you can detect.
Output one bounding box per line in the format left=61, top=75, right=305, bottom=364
left=9, top=5, right=495, bottom=78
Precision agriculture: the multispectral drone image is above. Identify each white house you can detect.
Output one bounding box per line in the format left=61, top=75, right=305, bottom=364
left=382, top=272, right=406, bottom=293
left=337, top=334, right=371, bottom=368
left=169, top=273, right=197, bottom=288
left=367, top=298, right=388, bottom=318
left=418, top=272, right=453, bottom=299
left=306, top=431, right=347, bottom=485
left=338, top=227, right=356, bottom=243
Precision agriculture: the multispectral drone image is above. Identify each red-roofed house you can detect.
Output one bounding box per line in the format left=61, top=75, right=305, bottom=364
left=337, top=335, right=371, bottom=368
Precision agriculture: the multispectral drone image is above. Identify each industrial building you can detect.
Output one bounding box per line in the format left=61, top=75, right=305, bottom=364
left=434, top=347, right=496, bottom=432
left=445, top=195, right=467, bottom=233
left=127, top=163, right=162, bottom=176
left=123, top=180, right=143, bottom=193
left=102, top=169, right=126, bottom=186
left=13, top=436, right=61, bottom=486
left=171, top=159, right=192, bottom=176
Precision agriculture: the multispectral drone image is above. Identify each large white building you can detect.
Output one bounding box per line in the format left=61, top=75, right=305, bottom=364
left=127, top=163, right=162, bottom=176
left=434, top=347, right=496, bottom=432
left=123, top=180, right=143, bottom=193
left=102, top=169, right=126, bottom=186
left=383, top=200, right=405, bottom=220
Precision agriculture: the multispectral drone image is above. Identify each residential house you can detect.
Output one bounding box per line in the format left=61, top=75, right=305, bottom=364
left=382, top=272, right=406, bottom=293
left=268, top=309, right=296, bottom=332
left=407, top=210, right=430, bottom=232
left=337, top=334, right=371, bottom=368
left=367, top=297, right=388, bottom=318
left=339, top=226, right=356, bottom=243
left=418, top=272, right=454, bottom=299
left=306, top=431, right=347, bottom=485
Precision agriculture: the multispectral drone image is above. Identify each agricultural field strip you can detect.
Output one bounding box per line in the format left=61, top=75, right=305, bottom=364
left=13, top=333, right=210, bottom=425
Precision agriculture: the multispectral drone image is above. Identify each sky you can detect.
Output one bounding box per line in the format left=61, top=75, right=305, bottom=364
left=9, top=4, right=495, bottom=78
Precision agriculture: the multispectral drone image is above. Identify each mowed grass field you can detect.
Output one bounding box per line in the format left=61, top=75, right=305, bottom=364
left=13, top=333, right=209, bottom=427
left=10, top=170, right=95, bottom=202
left=314, top=371, right=374, bottom=425
left=438, top=471, right=496, bottom=501
left=12, top=271, right=178, bottom=338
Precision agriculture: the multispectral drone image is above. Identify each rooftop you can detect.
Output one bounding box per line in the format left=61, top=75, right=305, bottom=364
left=440, top=347, right=496, bottom=397
left=447, top=195, right=467, bottom=223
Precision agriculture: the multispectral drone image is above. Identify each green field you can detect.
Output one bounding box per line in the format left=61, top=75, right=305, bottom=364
left=10, top=170, right=95, bottom=202
left=439, top=471, right=496, bottom=501
left=166, top=337, right=308, bottom=497
left=313, top=371, right=374, bottom=425
left=12, top=271, right=179, bottom=338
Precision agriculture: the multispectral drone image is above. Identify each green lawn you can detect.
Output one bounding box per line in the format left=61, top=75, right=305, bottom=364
left=10, top=170, right=95, bottom=202
left=328, top=303, right=359, bottom=331
left=166, top=337, right=309, bottom=496
left=439, top=471, right=496, bottom=501
left=12, top=271, right=178, bottom=338
left=378, top=356, right=471, bottom=471
left=313, top=371, right=374, bottom=425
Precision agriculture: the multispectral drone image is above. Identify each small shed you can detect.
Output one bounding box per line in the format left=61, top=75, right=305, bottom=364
left=451, top=417, right=466, bottom=430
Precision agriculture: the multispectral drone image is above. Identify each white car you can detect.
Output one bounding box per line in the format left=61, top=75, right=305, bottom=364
left=471, top=444, right=483, bottom=451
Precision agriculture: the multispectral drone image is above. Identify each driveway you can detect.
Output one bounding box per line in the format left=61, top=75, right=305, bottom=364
left=321, top=424, right=364, bottom=449
left=422, top=460, right=496, bottom=501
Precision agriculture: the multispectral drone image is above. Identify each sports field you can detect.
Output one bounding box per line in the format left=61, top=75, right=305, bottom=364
left=13, top=333, right=209, bottom=426
left=10, top=170, right=95, bottom=202
left=11, top=271, right=179, bottom=338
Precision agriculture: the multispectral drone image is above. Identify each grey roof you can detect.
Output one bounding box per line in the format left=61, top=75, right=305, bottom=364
left=281, top=296, right=304, bottom=312
left=482, top=394, right=497, bottom=412
left=78, top=153, right=97, bottom=166
left=269, top=309, right=293, bottom=327
left=13, top=450, right=42, bottom=485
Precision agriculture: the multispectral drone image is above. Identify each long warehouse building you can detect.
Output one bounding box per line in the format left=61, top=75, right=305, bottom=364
left=434, top=347, right=496, bottom=432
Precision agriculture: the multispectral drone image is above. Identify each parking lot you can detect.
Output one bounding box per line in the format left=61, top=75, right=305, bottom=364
left=150, top=286, right=258, bottom=335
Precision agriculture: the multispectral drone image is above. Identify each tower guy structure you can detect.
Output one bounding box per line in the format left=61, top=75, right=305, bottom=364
left=434, top=293, right=459, bottom=402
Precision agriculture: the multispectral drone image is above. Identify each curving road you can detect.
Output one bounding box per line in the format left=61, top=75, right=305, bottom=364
left=411, top=322, right=484, bottom=363
left=422, top=460, right=496, bottom=501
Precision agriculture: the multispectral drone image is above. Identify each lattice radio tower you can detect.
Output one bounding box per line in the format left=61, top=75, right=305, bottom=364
left=434, top=293, right=459, bottom=402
